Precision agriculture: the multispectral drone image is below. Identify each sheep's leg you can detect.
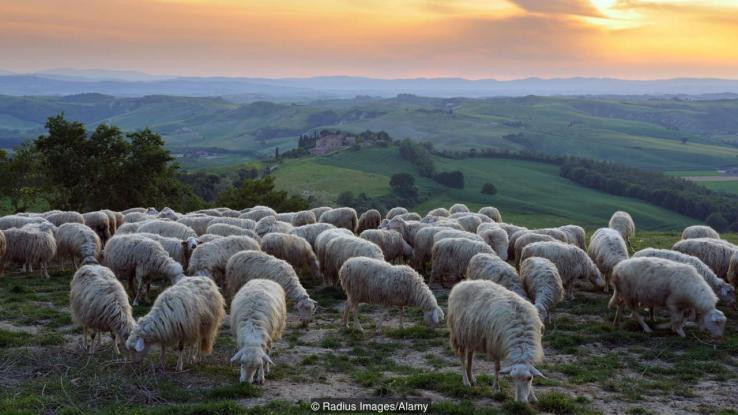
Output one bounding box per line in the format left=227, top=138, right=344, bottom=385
left=460, top=350, right=471, bottom=387
left=112, top=333, right=120, bottom=356
left=493, top=360, right=501, bottom=392
left=89, top=331, right=98, bottom=355
left=82, top=327, right=89, bottom=351
left=342, top=300, right=352, bottom=328
left=529, top=386, right=538, bottom=403
left=374, top=310, right=387, bottom=335
left=465, top=350, right=476, bottom=386
left=73, top=257, right=80, bottom=270
left=632, top=310, right=653, bottom=333
left=160, top=346, right=167, bottom=369
left=239, top=365, right=247, bottom=383
left=176, top=345, right=185, bottom=372
left=352, top=304, right=364, bottom=332
left=41, top=262, right=50, bottom=279
left=667, top=304, right=686, bottom=337
left=399, top=307, right=405, bottom=329
left=612, top=301, right=623, bottom=326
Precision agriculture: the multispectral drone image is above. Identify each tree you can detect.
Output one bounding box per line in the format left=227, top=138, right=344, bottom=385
left=389, top=173, right=418, bottom=201
left=434, top=170, right=464, bottom=189
left=337, top=191, right=354, bottom=206
left=706, top=213, right=729, bottom=232
left=390, top=173, right=415, bottom=189
left=481, top=182, right=497, bottom=195
left=215, top=175, right=308, bottom=212
left=0, top=144, right=45, bottom=212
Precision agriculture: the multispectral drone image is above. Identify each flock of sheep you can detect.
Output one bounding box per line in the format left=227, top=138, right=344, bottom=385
left=0, top=204, right=736, bottom=403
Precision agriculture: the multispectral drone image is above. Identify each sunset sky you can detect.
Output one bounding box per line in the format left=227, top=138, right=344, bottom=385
left=2, top=0, right=738, bottom=79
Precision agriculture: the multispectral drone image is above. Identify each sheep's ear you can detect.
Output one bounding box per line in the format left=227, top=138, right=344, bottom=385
left=499, top=366, right=512, bottom=375
left=134, top=338, right=145, bottom=352
left=230, top=350, right=243, bottom=363
left=531, top=367, right=546, bottom=378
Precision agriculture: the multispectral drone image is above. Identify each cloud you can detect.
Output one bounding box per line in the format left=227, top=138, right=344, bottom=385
left=507, top=0, right=603, bottom=16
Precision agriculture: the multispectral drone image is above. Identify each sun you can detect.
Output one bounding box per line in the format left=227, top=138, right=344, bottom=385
left=591, top=0, right=617, bottom=11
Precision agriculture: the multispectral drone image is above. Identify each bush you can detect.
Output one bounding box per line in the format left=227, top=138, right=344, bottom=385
left=481, top=182, right=497, bottom=195
left=706, top=213, right=729, bottom=232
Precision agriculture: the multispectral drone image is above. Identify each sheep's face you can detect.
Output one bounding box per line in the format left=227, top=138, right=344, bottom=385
left=500, top=364, right=545, bottom=403
left=296, top=298, right=318, bottom=326
left=699, top=309, right=726, bottom=338
left=589, top=268, right=606, bottom=291
left=126, top=336, right=151, bottom=362
left=230, top=347, right=273, bottom=384
left=717, top=285, right=736, bottom=308
left=424, top=306, right=444, bottom=328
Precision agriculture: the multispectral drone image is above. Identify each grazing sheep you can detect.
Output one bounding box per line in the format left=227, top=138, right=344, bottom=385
left=225, top=251, right=317, bottom=324
left=386, top=207, right=409, bottom=219
left=208, top=217, right=257, bottom=230
left=56, top=223, right=102, bottom=269
left=309, top=206, right=332, bottom=221
left=103, top=234, right=185, bottom=305
left=633, top=248, right=735, bottom=307
left=197, top=234, right=223, bottom=244
left=127, top=276, right=225, bottom=371
left=360, top=229, right=414, bottom=264
left=187, top=235, right=261, bottom=284
left=431, top=238, right=495, bottom=286
left=157, top=207, right=181, bottom=221
left=289, top=223, right=336, bottom=250
left=513, top=233, right=557, bottom=268
left=452, top=214, right=484, bottom=233
left=466, top=253, right=525, bottom=298
left=83, top=211, right=112, bottom=244
left=138, top=233, right=199, bottom=270
left=522, top=241, right=606, bottom=298
left=121, top=208, right=146, bottom=215
left=3, top=225, right=57, bottom=278
left=520, top=257, right=564, bottom=323
left=261, top=233, right=321, bottom=279
left=229, top=279, right=287, bottom=384
left=240, top=206, right=277, bottom=222
left=101, top=210, right=118, bottom=233
left=323, top=235, right=384, bottom=286
left=609, top=211, right=635, bottom=245
left=291, top=210, right=317, bottom=226
left=588, top=228, right=630, bottom=286
left=356, top=209, right=381, bottom=234
left=0, top=215, right=50, bottom=230
left=115, top=223, right=142, bottom=234
left=433, top=229, right=483, bottom=244
left=672, top=238, right=737, bottom=281
left=426, top=207, right=450, bottom=218
left=339, top=257, right=444, bottom=333
left=397, top=212, right=422, bottom=221
left=123, top=212, right=151, bottom=224
left=196, top=209, right=223, bottom=217
left=177, top=215, right=215, bottom=236
left=499, top=223, right=528, bottom=240
left=558, top=225, right=586, bottom=249
left=255, top=216, right=294, bottom=236
left=477, top=228, right=509, bottom=261
left=314, top=228, right=354, bottom=276
left=138, top=220, right=197, bottom=240
left=449, top=203, right=470, bottom=214
left=206, top=223, right=258, bottom=238
left=412, top=226, right=456, bottom=271
left=44, top=211, right=85, bottom=227
left=275, top=212, right=295, bottom=223
left=319, top=207, right=358, bottom=232
left=682, top=225, right=720, bottom=240
left=382, top=217, right=433, bottom=246
left=609, top=257, right=726, bottom=338
left=70, top=264, right=136, bottom=354
left=448, top=280, right=545, bottom=403
left=478, top=207, right=502, bottom=223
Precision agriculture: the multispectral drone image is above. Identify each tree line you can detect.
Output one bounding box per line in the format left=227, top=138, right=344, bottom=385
left=398, top=139, right=464, bottom=189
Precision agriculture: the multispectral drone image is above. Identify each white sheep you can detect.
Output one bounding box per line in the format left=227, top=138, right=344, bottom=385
left=587, top=227, right=629, bottom=286
left=255, top=216, right=294, bottom=236
left=339, top=257, right=444, bottom=333
left=465, top=253, right=525, bottom=298
left=3, top=225, right=57, bottom=278
left=447, top=280, right=545, bottom=402
left=411, top=226, right=454, bottom=271
left=319, top=207, right=358, bottom=232
left=672, top=238, right=738, bottom=281
left=126, top=276, right=226, bottom=371
left=449, top=203, right=470, bottom=214
left=431, top=238, right=495, bottom=286
left=477, top=226, right=509, bottom=261
left=478, top=206, right=502, bottom=223
left=314, top=228, right=354, bottom=276
left=360, top=229, right=414, bottom=264
left=70, top=264, right=136, bottom=354
left=609, top=210, right=635, bottom=245
left=356, top=209, right=381, bottom=234
left=115, top=223, right=142, bottom=234
left=157, top=207, right=181, bottom=221
left=123, top=212, right=151, bottom=224
left=138, top=220, right=197, bottom=240
left=451, top=214, right=483, bottom=233
left=275, top=212, right=295, bottom=223
left=121, top=207, right=146, bottom=215
left=101, top=209, right=119, bottom=233
left=309, top=206, right=332, bottom=220
left=187, top=235, right=261, bottom=284
left=382, top=217, right=433, bottom=246
left=426, top=207, right=450, bottom=218
left=396, top=212, right=422, bottom=221
left=208, top=217, right=257, bottom=230
left=681, top=225, right=720, bottom=240
left=499, top=223, right=528, bottom=239
left=239, top=206, right=277, bottom=222
left=44, top=211, right=85, bottom=227
left=609, top=257, right=726, bottom=338
left=260, top=233, right=321, bottom=279
left=513, top=233, right=557, bottom=268
left=289, top=222, right=337, bottom=250
left=0, top=215, right=50, bottom=230
left=557, top=225, right=586, bottom=249
left=229, top=279, right=287, bottom=384
left=520, top=257, right=564, bottom=323
left=137, top=233, right=199, bottom=270
left=83, top=211, right=112, bottom=244
left=291, top=210, right=317, bottom=226
left=386, top=207, right=409, bottom=219
left=177, top=215, right=216, bottom=235
left=56, top=223, right=102, bottom=269
left=206, top=223, right=258, bottom=238
left=323, top=235, right=384, bottom=286
left=522, top=241, right=606, bottom=298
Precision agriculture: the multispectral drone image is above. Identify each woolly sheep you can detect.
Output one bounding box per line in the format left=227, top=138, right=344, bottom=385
left=397, top=212, right=422, bottom=221
left=499, top=223, right=527, bottom=239
left=672, top=238, right=737, bottom=280
left=412, top=226, right=455, bottom=271
left=83, top=211, right=112, bottom=244
left=123, top=212, right=151, bottom=224
left=431, top=238, right=495, bottom=286
left=360, top=229, right=414, bottom=264
left=465, top=253, right=525, bottom=298
left=558, top=225, right=586, bottom=249
left=196, top=209, right=223, bottom=217
left=477, top=227, right=509, bottom=261
left=115, top=223, right=141, bottom=234
left=309, top=206, right=332, bottom=220
left=127, top=276, right=225, bottom=371
left=225, top=250, right=317, bottom=324
left=633, top=248, right=735, bottom=307
left=356, top=209, right=381, bottom=234
left=56, top=223, right=102, bottom=269
left=3, top=225, right=56, bottom=278
left=682, top=225, right=720, bottom=240
left=197, top=234, right=223, bottom=244
left=0, top=215, right=50, bottom=230
left=319, top=207, right=358, bottom=232
left=275, top=212, right=295, bottom=223
left=588, top=228, right=629, bottom=286
left=386, top=207, right=408, bottom=219
left=177, top=215, right=215, bottom=235
left=522, top=241, right=605, bottom=298
left=137, top=233, right=199, bottom=270
left=121, top=208, right=146, bottom=215
left=44, top=211, right=85, bottom=227
left=426, top=207, right=450, bottom=217
left=382, top=217, right=432, bottom=246
left=157, top=207, right=181, bottom=221
left=101, top=209, right=118, bottom=233
left=206, top=223, right=258, bottom=238
left=187, top=235, right=261, bottom=284
left=261, top=233, right=321, bottom=279
left=208, top=217, right=257, bottom=230
left=447, top=280, right=544, bottom=403
left=609, top=257, right=726, bottom=338
left=229, top=279, right=286, bottom=384
left=323, top=235, right=384, bottom=286
left=70, top=264, right=135, bottom=354
left=478, top=206, right=502, bottom=223
left=289, top=222, right=337, bottom=250
left=513, top=233, right=557, bottom=268
left=609, top=210, right=635, bottom=244
left=255, top=216, right=294, bottom=236
left=138, top=220, right=197, bottom=240
left=314, top=227, right=354, bottom=273
left=520, top=257, right=564, bottom=323
left=449, top=203, right=470, bottom=214
left=339, top=257, right=444, bottom=333
left=291, top=210, right=317, bottom=226
left=239, top=206, right=277, bottom=222
left=452, top=214, right=483, bottom=233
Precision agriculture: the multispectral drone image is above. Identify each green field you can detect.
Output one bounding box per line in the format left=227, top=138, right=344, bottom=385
left=273, top=147, right=698, bottom=230
left=665, top=170, right=738, bottom=195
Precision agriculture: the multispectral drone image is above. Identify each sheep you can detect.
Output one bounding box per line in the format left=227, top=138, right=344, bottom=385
left=83, top=211, right=112, bottom=244
left=275, top=212, right=295, bottom=223
left=218, top=208, right=242, bottom=218
left=431, top=238, right=495, bottom=287
left=520, top=257, right=564, bottom=323
left=2, top=225, right=56, bottom=278
left=412, top=226, right=454, bottom=271
left=291, top=210, right=317, bottom=226
left=465, top=253, right=525, bottom=298
left=44, top=211, right=85, bottom=227
left=239, top=206, right=277, bottom=222
left=319, top=207, right=358, bottom=232
left=360, top=229, right=414, bottom=264
left=225, top=251, right=317, bottom=324
left=558, top=225, right=586, bottom=249
left=478, top=207, right=502, bottom=223
left=339, top=257, right=444, bottom=333
left=633, top=248, right=735, bottom=307
left=56, top=223, right=102, bottom=269
left=196, top=209, right=223, bottom=217
left=396, top=212, right=422, bottom=221
left=123, top=212, right=151, bottom=223
left=289, top=223, right=336, bottom=250
left=452, top=214, right=483, bottom=233
left=206, top=223, right=259, bottom=239
left=255, top=216, right=294, bottom=236
left=386, top=207, right=409, bottom=219
left=522, top=241, right=606, bottom=298
left=499, top=223, right=527, bottom=239
left=588, top=228, right=629, bottom=286
left=513, top=233, right=557, bottom=268
left=447, top=280, right=544, bottom=403
left=177, top=215, right=216, bottom=235
left=187, top=235, right=261, bottom=284
left=382, top=217, right=433, bottom=246
left=426, top=207, right=450, bottom=217
left=208, top=217, right=257, bottom=230
left=103, top=234, right=186, bottom=305
left=323, top=235, right=384, bottom=286
left=70, top=264, right=136, bottom=354
left=672, top=238, right=738, bottom=281
left=682, top=225, right=720, bottom=240
left=137, top=233, right=199, bottom=270
left=309, top=206, right=332, bottom=220
left=115, top=223, right=142, bottom=234
left=260, top=233, right=321, bottom=279
left=476, top=227, right=509, bottom=261
left=101, top=209, right=118, bottom=233
left=157, top=207, right=181, bottom=221
left=229, top=279, right=287, bottom=384
left=138, top=220, right=197, bottom=240
left=197, top=234, right=223, bottom=244
left=609, top=210, right=635, bottom=246
left=449, top=203, right=470, bottom=214
left=126, top=276, right=225, bottom=371
left=609, top=257, right=726, bottom=338
left=314, top=228, right=354, bottom=273
left=356, top=209, right=381, bottom=234
left=0, top=215, right=50, bottom=230
left=121, top=207, right=146, bottom=215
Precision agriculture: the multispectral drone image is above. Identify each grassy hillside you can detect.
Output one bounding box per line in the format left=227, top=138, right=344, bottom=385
left=273, top=147, right=698, bottom=230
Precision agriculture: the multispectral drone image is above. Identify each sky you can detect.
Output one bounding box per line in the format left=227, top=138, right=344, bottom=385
left=2, top=0, right=738, bottom=79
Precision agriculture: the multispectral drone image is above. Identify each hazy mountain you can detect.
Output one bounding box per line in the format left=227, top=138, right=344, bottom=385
left=36, top=68, right=173, bottom=82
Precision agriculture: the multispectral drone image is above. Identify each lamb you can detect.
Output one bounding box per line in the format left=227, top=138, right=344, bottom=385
left=208, top=217, right=257, bottom=230
left=319, top=207, right=358, bottom=232
left=386, top=207, right=408, bottom=219
left=682, top=225, right=720, bottom=240
left=56, top=223, right=102, bottom=269
left=239, top=206, right=277, bottom=222
left=225, top=251, right=317, bottom=324
left=229, top=279, right=287, bottom=384
left=520, top=257, right=564, bottom=323
left=609, top=257, right=726, bottom=338
left=44, top=211, right=85, bottom=227
left=465, top=253, right=525, bottom=298
left=323, top=235, right=384, bottom=286
left=103, top=234, right=185, bottom=305
left=426, top=207, right=450, bottom=217
left=609, top=210, right=635, bottom=246
left=289, top=223, right=337, bottom=250
left=83, top=211, right=112, bottom=244
left=356, top=209, right=382, bottom=234
left=177, top=215, right=216, bottom=235
left=558, top=225, right=586, bottom=249
left=431, top=238, right=495, bottom=286
left=449, top=203, right=470, bottom=214
left=138, top=220, right=197, bottom=240
left=187, top=235, right=261, bottom=284
left=339, top=257, right=444, bottom=333
left=255, top=216, right=294, bottom=236
left=672, top=238, right=737, bottom=280
left=123, top=212, right=151, bottom=223
left=261, top=233, right=321, bottom=279
left=291, top=210, right=317, bottom=226
left=360, top=229, right=414, bottom=264
left=70, top=264, right=136, bottom=354
left=478, top=207, right=502, bottom=223
left=447, top=280, right=545, bottom=403
left=206, top=223, right=259, bottom=239
left=521, top=241, right=606, bottom=298
left=126, top=276, right=225, bottom=371
left=3, top=225, right=57, bottom=278
left=633, top=248, right=735, bottom=307
left=588, top=228, right=630, bottom=286
left=137, top=233, right=199, bottom=270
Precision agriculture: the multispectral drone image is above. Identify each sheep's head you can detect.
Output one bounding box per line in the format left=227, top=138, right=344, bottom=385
left=499, top=363, right=545, bottom=403
left=717, top=284, right=736, bottom=308
left=230, top=347, right=273, bottom=384
left=125, top=335, right=151, bottom=362
left=698, top=308, right=726, bottom=338
left=423, top=306, right=444, bottom=328
left=589, top=266, right=606, bottom=291
left=296, top=297, right=318, bottom=326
